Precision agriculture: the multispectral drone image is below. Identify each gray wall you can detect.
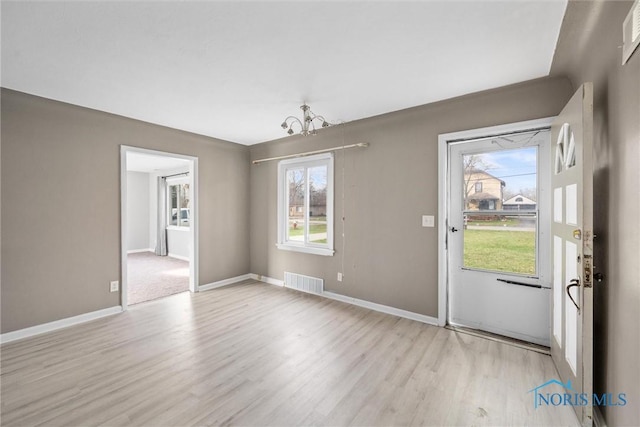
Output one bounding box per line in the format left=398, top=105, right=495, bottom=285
left=551, top=2, right=640, bottom=425
left=1, top=89, right=250, bottom=333
left=126, top=171, right=150, bottom=251
left=249, top=76, right=573, bottom=318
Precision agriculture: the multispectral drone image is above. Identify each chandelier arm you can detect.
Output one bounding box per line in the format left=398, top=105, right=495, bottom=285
left=283, top=116, right=300, bottom=124
left=285, top=117, right=303, bottom=129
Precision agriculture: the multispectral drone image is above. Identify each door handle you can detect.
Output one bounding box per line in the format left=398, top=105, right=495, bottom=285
left=450, top=227, right=459, bottom=233
left=566, top=278, right=581, bottom=314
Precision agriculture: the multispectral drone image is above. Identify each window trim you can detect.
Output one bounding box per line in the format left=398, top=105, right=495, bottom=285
left=277, top=153, right=334, bottom=256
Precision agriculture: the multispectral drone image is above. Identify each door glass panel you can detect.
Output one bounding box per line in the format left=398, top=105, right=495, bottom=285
left=286, top=168, right=305, bottom=242
left=308, top=166, right=328, bottom=244
left=461, top=146, right=538, bottom=276
left=462, top=147, right=537, bottom=212
left=463, top=213, right=537, bottom=275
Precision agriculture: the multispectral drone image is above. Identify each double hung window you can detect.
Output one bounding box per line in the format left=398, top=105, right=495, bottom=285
left=277, top=153, right=334, bottom=256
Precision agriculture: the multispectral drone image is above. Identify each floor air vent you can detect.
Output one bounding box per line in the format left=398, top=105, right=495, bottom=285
left=284, top=272, right=324, bottom=295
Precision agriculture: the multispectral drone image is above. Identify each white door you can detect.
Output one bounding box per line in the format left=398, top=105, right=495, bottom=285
left=550, top=83, right=593, bottom=426
left=448, top=125, right=552, bottom=346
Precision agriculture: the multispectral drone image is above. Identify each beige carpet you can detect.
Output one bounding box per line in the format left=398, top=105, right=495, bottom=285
left=127, top=252, right=189, bottom=305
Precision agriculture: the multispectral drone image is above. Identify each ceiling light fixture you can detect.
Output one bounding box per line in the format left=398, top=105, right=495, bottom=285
left=280, top=104, right=331, bottom=136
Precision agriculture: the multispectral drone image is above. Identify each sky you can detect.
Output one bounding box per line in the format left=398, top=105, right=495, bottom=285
left=479, top=146, right=538, bottom=198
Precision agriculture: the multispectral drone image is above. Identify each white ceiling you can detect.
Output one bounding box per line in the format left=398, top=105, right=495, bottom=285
left=127, top=152, right=189, bottom=173
left=1, top=1, right=567, bottom=145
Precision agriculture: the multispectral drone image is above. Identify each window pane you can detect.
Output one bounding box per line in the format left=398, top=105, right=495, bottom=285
left=463, top=213, right=537, bottom=275
left=463, top=147, right=537, bottom=212
left=287, top=168, right=305, bottom=242
left=308, top=166, right=328, bottom=244
left=179, top=183, right=190, bottom=227
left=169, top=185, right=178, bottom=226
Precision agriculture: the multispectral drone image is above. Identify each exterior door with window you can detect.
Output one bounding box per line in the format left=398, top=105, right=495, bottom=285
left=448, top=126, right=552, bottom=346
left=550, top=83, right=593, bottom=425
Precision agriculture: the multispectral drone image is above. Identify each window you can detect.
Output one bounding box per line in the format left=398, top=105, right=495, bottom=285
left=277, top=153, right=333, bottom=256
left=168, top=178, right=190, bottom=228
left=475, top=182, right=483, bottom=193
left=515, top=197, right=523, bottom=202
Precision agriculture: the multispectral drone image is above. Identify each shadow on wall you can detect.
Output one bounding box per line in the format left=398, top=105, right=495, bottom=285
left=591, top=63, right=610, bottom=410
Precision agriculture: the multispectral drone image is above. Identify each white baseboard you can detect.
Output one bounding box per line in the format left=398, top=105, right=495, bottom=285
left=168, top=253, right=189, bottom=262
left=251, top=273, right=438, bottom=326
left=323, top=291, right=439, bottom=326
left=593, top=406, right=606, bottom=427
left=250, top=273, right=285, bottom=287
left=0, top=306, right=123, bottom=345
left=127, top=248, right=153, bottom=254
left=199, top=274, right=253, bottom=292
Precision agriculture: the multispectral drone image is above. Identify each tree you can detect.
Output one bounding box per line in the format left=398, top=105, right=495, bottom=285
left=287, top=170, right=304, bottom=204
left=463, top=154, right=489, bottom=209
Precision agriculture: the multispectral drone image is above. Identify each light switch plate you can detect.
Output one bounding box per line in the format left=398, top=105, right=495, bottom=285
left=422, top=215, right=435, bottom=227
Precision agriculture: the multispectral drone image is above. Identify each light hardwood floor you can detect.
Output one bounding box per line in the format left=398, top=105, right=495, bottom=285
left=1, top=281, right=578, bottom=426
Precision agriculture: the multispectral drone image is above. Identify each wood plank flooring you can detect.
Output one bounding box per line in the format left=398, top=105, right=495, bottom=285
left=0, top=281, right=578, bottom=426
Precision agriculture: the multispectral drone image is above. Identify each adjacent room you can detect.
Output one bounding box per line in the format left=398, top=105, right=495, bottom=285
left=1, top=1, right=638, bottom=426
left=125, top=150, right=195, bottom=305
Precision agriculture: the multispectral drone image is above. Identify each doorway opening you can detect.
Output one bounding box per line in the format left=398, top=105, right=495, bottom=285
left=120, top=146, right=199, bottom=309
left=438, top=118, right=553, bottom=346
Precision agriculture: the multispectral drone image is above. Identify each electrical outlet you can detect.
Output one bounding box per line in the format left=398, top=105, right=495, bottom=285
left=110, top=281, right=119, bottom=292
left=337, top=272, right=343, bottom=282
left=422, top=215, right=435, bottom=227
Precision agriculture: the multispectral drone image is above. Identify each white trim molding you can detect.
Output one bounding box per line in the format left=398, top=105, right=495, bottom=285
left=250, top=273, right=285, bottom=287
left=323, top=292, right=439, bottom=326
left=127, top=248, right=153, bottom=254
left=199, top=274, right=253, bottom=292
left=251, top=273, right=438, bottom=326
left=0, top=306, right=123, bottom=345
left=167, top=253, right=190, bottom=262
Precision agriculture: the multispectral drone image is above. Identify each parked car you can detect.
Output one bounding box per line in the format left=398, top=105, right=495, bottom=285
left=172, top=208, right=190, bottom=226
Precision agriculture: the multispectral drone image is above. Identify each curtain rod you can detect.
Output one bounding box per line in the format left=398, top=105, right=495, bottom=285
left=162, top=172, right=189, bottom=179
left=252, top=142, right=369, bottom=165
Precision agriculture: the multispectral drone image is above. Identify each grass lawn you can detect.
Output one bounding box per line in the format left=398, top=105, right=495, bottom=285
left=464, top=229, right=536, bottom=275
left=288, top=223, right=327, bottom=236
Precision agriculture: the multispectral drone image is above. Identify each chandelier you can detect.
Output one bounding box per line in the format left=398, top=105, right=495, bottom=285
left=280, top=104, right=331, bottom=136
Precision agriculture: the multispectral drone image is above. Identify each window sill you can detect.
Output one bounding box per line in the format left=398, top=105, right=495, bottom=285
left=166, top=226, right=190, bottom=232
left=276, top=243, right=334, bottom=257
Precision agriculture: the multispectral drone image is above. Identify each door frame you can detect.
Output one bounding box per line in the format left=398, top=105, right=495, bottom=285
left=437, top=117, right=554, bottom=327
left=120, top=145, right=199, bottom=310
